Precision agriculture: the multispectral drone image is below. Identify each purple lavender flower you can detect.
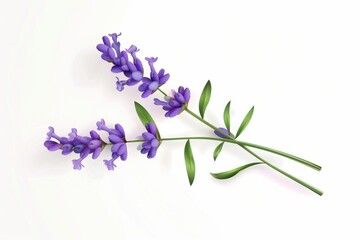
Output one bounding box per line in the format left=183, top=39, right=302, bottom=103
left=214, top=127, right=234, bottom=138
left=97, top=119, right=128, bottom=170
left=139, top=123, right=160, bottom=159
left=138, top=57, right=170, bottom=98
left=154, top=86, right=190, bottom=117
left=44, top=126, right=105, bottom=170
left=97, top=33, right=145, bottom=91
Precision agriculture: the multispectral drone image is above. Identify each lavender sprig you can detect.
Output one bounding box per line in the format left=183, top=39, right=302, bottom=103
left=43, top=32, right=323, bottom=196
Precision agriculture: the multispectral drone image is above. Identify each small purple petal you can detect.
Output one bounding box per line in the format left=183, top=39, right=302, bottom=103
left=154, top=98, right=168, bottom=106
left=146, top=123, right=157, bottom=136
left=73, top=144, right=85, bottom=153
left=61, top=144, right=73, bottom=155
left=150, top=138, right=159, bottom=148
left=141, top=148, right=150, bottom=154
left=68, top=128, right=77, bottom=141
left=111, top=65, right=123, bottom=73
left=165, top=107, right=182, bottom=118
left=138, top=83, right=148, bottom=91
left=169, top=99, right=181, bottom=108
left=142, top=132, right=154, bottom=141
left=126, top=78, right=139, bottom=86
left=46, top=126, right=55, bottom=140
left=103, top=159, right=116, bottom=171
left=127, top=62, right=137, bottom=72
left=72, top=159, right=84, bottom=170
left=120, top=150, right=128, bottom=161
left=183, top=88, right=191, bottom=102
left=132, top=71, right=143, bottom=81
left=174, top=93, right=185, bottom=104
left=116, top=79, right=126, bottom=92
left=101, top=53, right=112, bottom=61
left=44, top=141, right=60, bottom=151
left=107, top=48, right=116, bottom=60
left=117, top=144, right=127, bottom=156
left=92, top=147, right=102, bottom=159
left=90, top=130, right=100, bottom=140
left=148, top=81, right=159, bottom=91
left=102, top=36, right=111, bottom=46
left=115, top=124, right=125, bottom=137
left=126, top=45, right=138, bottom=53
left=159, top=73, right=170, bottom=84
left=142, top=78, right=152, bottom=84
left=148, top=148, right=157, bottom=159
left=141, top=89, right=152, bottom=98
left=96, top=119, right=106, bottom=130
left=88, top=140, right=102, bottom=149
left=96, top=44, right=109, bottom=53
left=111, top=143, right=122, bottom=153
left=109, top=134, right=123, bottom=143
left=80, top=147, right=91, bottom=158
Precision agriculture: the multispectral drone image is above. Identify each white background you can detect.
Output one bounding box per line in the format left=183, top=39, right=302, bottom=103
left=1, top=0, right=359, bottom=239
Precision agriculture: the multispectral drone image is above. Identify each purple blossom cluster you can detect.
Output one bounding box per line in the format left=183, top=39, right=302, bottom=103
left=97, top=33, right=169, bottom=98
left=139, top=123, right=160, bottom=158
left=44, top=119, right=161, bottom=170
left=154, top=86, right=190, bottom=117
left=44, top=127, right=105, bottom=170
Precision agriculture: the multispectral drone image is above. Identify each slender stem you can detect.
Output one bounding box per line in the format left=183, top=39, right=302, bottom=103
left=126, top=140, right=145, bottom=143
left=158, top=88, right=167, bottom=96
left=157, top=89, right=320, bottom=170
left=236, top=141, right=321, bottom=171
left=185, top=108, right=321, bottom=171
left=185, top=109, right=230, bottom=139
left=239, top=145, right=323, bottom=195
left=125, top=136, right=323, bottom=195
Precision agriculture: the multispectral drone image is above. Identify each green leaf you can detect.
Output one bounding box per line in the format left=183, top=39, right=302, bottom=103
left=198, top=80, right=212, bottom=119
left=235, top=106, right=254, bottom=138
left=213, top=142, right=224, bottom=161
left=210, top=162, right=263, bottom=179
left=223, top=101, right=231, bottom=133
left=184, top=140, right=196, bottom=185
left=134, top=101, right=161, bottom=138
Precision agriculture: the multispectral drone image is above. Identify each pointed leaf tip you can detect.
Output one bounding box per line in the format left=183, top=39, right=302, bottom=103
left=199, top=80, right=212, bottom=119
left=213, top=142, right=225, bottom=161
left=223, top=101, right=231, bottom=133
left=235, top=106, right=254, bottom=138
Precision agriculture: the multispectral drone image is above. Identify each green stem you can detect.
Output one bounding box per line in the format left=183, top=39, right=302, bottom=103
left=160, top=136, right=323, bottom=195
left=158, top=88, right=168, bottom=96
left=125, top=136, right=323, bottom=195
left=239, top=145, right=323, bottom=196
left=185, top=108, right=321, bottom=171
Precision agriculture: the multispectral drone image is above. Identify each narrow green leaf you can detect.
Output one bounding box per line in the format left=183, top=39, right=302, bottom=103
left=235, top=106, right=254, bottom=138
left=134, top=101, right=161, bottom=138
left=211, top=162, right=263, bottom=179
left=184, top=140, right=195, bottom=185
left=213, top=142, right=224, bottom=161
left=223, top=101, right=231, bottom=133
left=198, top=80, right=212, bottom=119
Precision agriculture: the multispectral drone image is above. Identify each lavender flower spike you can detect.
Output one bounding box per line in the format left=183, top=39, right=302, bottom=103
left=44, top=126, right=106, bottom=170
left=154, top=86, right=190, bottom=117
left=139, top=123, right=160, bottom=158
left=138, top=57, right=170, bottom=98
left=97, top=33, right=145, bottom=92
